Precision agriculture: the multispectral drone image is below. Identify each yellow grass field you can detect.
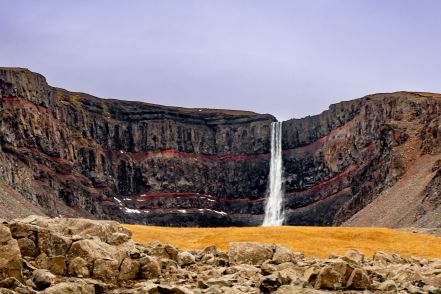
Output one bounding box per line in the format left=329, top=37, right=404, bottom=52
left=124, top=225, right=441, bottom=260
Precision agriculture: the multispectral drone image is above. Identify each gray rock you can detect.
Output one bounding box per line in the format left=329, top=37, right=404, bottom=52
left=177, top=251, right=196, bottom=267
left=228, top=242, right=274, bottom=266
left=32, top=269, right=55, bottom=290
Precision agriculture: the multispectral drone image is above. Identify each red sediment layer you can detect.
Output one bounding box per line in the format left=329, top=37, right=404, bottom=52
left=1, top=96, right=54, bottom=117
left=113, top=120, right=356, bottom=161
left=123, top=164, right=359, bottom=203
left=284, top=119, right=355, bottom=155
left=285, top=187, right=352, bottom=212
left=128, top=192, right=264, bottom=203
left=111, top=149, right=270, bottom=162
left=124, top=207, right=228, bottom=215
left=286, top=164, right=358, bottom=197
left=3, top=97, right=358, bottom=162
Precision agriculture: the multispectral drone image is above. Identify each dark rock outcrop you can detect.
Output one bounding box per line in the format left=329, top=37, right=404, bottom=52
left=1, top=67, right=440, bottom=226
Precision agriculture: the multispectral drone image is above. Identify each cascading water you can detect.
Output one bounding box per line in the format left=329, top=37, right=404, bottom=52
left=262, top=121, right=285, bottom=226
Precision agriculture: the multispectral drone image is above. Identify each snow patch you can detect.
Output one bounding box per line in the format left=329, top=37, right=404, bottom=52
left=124, top=207, right=141, bottom=214
left=197, top=208, right=227, bottom=216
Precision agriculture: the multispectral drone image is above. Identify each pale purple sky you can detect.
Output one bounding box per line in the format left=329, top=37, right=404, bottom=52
left=1, top=1, right=441, bottom=120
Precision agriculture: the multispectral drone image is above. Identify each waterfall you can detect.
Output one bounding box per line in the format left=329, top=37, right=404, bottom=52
left=262, top=121, right=285, bottom=226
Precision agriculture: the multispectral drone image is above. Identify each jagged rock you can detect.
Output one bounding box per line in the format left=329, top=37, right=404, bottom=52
left=67, top=239, right=116, bottom=264
left=145, top=242, right=179, bottom=260
left=200, top=253, right=215, bottom=265
left=259, top=270, right=297, bottom=293
left=0, top=277, right=32, bottom=294
left=373, top=251, right=406, bottom=264
left=44, top=256, right=66, bottom=276
left=37, top=229, right=72, bottom=257
left=304, top=267, right=319, bottom=285
left=177, top=251, right=196, bottom=266
left=314, top=260, right=352, bottom=290
left=42, top=282, right=93, bottom=294
left=377, top=280, right=398, bottom=291
left=273, top=285, right=324, bottom=293
left=261, top=260, right=278, bottom=275
left=427, top=286, right=441, bottom=294
left=32, top=269, right=55, bottom=290
left=0, top=288, right=16, bottom=294
left=272, top=245, right=294, bottom=264
left=2, top=215, right=441, bottom=293
left=92, top=259, right=119, bottom=281
left=228, top=242, right=274, bottom=266
left=109, top=233, right=130, bottom=246
left=118, top=258, right=139, bottom=281
left=139, top=256, right=161, bottom=279
left=116, top=282, right=193, bottom=294
left=345, top=249, right=364, bottom=264
left=345, top=268, right=370, bottom=289
left=0, top=277, right=22, bottom=289
left=67, top=257, right=90, bottom=278
left=0, top=224, right=23, bottom=281
left=16, top=238, right=38, bottom=258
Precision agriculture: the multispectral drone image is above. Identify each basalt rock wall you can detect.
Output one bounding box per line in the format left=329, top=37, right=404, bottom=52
left=1, top=68, right=440, bottom=226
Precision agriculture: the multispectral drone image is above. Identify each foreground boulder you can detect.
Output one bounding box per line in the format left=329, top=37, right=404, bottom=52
left=0, top=216, right=440, bottom=293
left=0, top=224, right=23, bottom=281
left=228, top=242, right=274, bottom=266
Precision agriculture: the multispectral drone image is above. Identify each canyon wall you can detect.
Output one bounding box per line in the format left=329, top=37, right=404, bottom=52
left=0, top=68, right=440, bottom=226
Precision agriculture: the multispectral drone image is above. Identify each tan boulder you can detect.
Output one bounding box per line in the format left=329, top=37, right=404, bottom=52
left=92, top=259, right=119, bottom=281
left=377, top=280, right=398, bottom=292
left=228, top=242, right=274, bottom=266
left=345, top=249, right=365, bottom=264
left=37, top=229, right=72, bottom=257
left=177, top=251, right=196, bottom=267
left=373, top=251, right=406, bottom=264
left=274, top=285, right=324, bottom=293
left=0, top=288, right=16, bottom=294
left=32, top=269, right=55, bottom=290
left=118, top=258, right=140, bottom=281
left=67, top=239, right=116, bottom=263
left=8, top=221, right=38, bottom=239
left=16, top=238, right=38, bottom=258
left=272, top=245, right=294, bottom=264
left=304, top=267, right=319, bottom=285
left=47, top=256, right=66, bottom=275
left=346, top=268, right=370, bottom=289
left=42, top=282, right=94, bottom=294
left=67, top=257, right=89, bottom=278
left=0, top=224, right=23, bottom=281
left=139, top=256, right=161, bottom=279
left=314, top=260, right=352, bottom=290
left=259, top=269, right=306, bottom=293
left=108, top=233, right=130, bottom=245
left=144, top=241, right=179, bottom=260
left=225, top=264, right=260, bottom=279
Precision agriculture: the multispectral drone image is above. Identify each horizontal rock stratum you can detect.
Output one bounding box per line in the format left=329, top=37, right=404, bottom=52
left=0, top=216, right=440, bottom=293
left=0, top=67, right=440, bottom=226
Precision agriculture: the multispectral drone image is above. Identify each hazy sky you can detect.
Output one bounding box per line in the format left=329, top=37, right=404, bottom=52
left=1, top=1, right=441, bottom=120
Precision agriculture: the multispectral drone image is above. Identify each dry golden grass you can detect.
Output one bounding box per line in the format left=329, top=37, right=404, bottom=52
left=124, top=225, right=441, bottom=260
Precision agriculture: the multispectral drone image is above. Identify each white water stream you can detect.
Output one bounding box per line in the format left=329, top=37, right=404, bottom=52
left=262, top=121, right=285, bottom=226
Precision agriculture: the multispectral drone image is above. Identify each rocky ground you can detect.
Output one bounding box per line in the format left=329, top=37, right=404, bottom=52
left=1, top=216, right=441, bottom=293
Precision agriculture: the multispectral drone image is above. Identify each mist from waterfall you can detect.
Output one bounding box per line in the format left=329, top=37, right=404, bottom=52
left=262, top=121, right=285, bottom=226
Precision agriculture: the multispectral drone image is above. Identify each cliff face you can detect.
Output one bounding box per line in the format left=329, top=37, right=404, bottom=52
left=0, top=68, right=440, bottom=226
